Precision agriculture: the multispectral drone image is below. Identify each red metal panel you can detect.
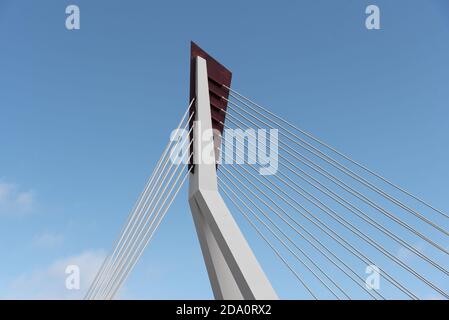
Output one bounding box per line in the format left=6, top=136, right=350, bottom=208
left=189, top=42, right=232, bottom=171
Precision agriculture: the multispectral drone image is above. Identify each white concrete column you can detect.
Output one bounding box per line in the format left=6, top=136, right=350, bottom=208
left=188, top=56, right=278, bottom=300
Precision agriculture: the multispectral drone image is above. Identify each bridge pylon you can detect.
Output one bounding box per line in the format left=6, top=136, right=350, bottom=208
left=188, top=42, right=278, bottom=300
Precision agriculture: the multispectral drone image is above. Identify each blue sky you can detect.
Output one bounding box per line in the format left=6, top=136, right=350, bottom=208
left=0, top=0, right=448, bottom=299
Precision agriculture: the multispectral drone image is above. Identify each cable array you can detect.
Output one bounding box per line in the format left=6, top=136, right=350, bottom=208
left=85, top=100, right=194, bottom=300
left=215, top=87, right=448, bottom=299
left=86, top=85, right=448, bottom=300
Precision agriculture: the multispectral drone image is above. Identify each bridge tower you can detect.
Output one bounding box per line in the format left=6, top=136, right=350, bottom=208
left=188, top=42, right=278, bottom=300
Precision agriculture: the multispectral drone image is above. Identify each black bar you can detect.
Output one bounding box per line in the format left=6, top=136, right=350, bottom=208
left=0, top=300, right=446, bottom=318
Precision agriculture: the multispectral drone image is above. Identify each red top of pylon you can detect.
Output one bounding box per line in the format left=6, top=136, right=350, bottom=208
left=189, top=42, right=232, bottom=171
left=189, top=41, right=232, bottom=136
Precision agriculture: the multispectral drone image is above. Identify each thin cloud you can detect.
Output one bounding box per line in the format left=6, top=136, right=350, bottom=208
left=32, top=232, right=64, bottom=249
left=0, top=182, right=35, bottom=216
left=3, top=249, right=106, bottom=299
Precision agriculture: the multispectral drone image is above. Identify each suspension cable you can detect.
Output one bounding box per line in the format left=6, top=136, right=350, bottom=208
left=223, top=85, right=449, bottom=220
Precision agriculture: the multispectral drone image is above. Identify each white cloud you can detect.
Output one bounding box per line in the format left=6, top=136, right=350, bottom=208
left=4, top=250, right=106, bottom=299
left=32, top=232, right=64, bottom=249
left=0, top=182, right=35, bottom=215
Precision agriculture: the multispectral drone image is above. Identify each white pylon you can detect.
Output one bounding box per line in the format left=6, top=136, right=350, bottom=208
left=188, top=56, right=278, bottom=300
